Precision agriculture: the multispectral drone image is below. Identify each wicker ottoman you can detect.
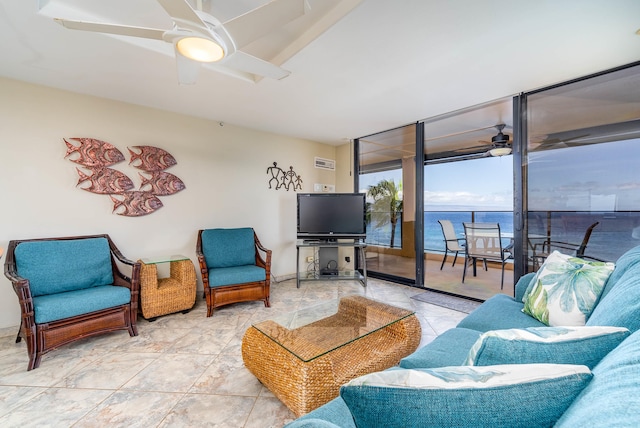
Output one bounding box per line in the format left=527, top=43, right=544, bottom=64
left=241, top=295, right=421, bottom=416
left=139, top=256, right=197, bottom=320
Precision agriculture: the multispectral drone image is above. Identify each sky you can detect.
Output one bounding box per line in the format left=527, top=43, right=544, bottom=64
left=359, top=156, right=513, bottom=211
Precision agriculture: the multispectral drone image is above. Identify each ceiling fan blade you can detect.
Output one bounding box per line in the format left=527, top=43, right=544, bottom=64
left=175, top=49, right=200, bottom=85
left=54, top=18, right=165, bottom=40
left=223, top=51, right=290, bottom=80
left=156, top=0, right=206, bottom=27
left=223, top=0, right=306, bottom=49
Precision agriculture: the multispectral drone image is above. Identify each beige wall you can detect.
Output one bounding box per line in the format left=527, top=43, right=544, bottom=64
left=0, top=77, right=345, bottom=328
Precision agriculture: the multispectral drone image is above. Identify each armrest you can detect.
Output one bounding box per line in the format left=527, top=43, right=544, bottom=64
left=254, top=232, right=272, bottom=270
left=105, top=236, right=140, bottom=293
left=514, top=272, right=536, bottom=302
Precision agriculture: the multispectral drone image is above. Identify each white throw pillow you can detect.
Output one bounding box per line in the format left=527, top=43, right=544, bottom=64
left=522, top=251, right=614, bottom=326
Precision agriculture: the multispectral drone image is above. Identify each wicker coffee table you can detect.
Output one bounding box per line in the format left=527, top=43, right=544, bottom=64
left=241, top=295, right=421, bottom=416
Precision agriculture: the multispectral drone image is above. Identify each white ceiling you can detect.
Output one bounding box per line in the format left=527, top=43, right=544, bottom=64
left=1, top=0, right=639, bottom=146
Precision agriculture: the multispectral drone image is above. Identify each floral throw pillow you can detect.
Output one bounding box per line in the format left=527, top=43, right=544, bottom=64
left=522, top=251, right=615, bottom=326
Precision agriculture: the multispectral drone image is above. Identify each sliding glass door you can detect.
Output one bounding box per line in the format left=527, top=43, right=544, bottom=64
left=358, top=124, right=417, bottom=284
left=523, top=64, right=640, bottom=266
left=354, top=62, right=640, bottom=298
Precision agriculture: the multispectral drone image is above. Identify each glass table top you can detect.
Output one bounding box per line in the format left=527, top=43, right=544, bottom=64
left=251, top=295, right=415, bottom=362
left=140, top=254, right=190, bottom=264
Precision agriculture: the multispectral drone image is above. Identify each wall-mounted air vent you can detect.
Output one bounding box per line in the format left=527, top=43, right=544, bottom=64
left=314, top=157, right=335, bottom=170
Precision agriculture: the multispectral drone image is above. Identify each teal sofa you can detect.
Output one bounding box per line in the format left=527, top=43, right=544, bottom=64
left=4, top=235, right=140, bottom=370
left=286, top=245, right=640, bottom=427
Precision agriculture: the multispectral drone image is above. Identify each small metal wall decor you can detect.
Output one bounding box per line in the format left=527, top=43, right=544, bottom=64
left=64, top=138, right=185, bottom=216
left=266, top=161, right=302, bottom=191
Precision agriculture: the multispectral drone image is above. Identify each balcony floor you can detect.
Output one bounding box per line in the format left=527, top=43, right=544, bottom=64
left=365, top=252, right=515, bottom=301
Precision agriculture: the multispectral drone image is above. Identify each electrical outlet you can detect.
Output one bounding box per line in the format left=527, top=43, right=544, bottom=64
left=345, top=256, right=351, bottom=263
left=306, top=256, right=314, bottom=263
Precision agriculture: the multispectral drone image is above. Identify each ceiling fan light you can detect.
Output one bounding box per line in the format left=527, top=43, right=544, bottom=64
left=489, top=147, right=512, bottom=157
left=176, top=37, right=225, bottom=62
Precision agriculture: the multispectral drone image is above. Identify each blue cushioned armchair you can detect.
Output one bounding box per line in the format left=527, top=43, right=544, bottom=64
left=4, top=234, right=140, bottom=370
left=196, top=228, right=271, bottom=317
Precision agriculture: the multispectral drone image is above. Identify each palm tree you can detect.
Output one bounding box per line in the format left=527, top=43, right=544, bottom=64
left=367, top=179, right=403, bottom=248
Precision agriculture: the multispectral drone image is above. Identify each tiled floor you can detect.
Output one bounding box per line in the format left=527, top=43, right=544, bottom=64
left=0, top=278, right=467, bottom=428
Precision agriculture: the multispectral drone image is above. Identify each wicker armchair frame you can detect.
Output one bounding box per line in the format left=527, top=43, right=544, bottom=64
left=196, top=229, right=271, bottom=317
left=4, top=234, right=140, bottom=371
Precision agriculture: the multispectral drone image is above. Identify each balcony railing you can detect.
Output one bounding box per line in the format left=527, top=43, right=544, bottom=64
left=366, top=209, right=640, bottom=262
left=366, top=210, right=513, bottom=250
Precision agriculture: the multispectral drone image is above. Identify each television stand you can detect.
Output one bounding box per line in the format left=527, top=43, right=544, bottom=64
left=296, top=239, right=367, bottom=288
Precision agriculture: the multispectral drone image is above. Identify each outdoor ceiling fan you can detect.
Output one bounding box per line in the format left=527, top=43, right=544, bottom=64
left=447, top=124, right=512, bottom=158
left=53, top=0, right=307, bottom=84
left=484, top=124, right=512, bottom=157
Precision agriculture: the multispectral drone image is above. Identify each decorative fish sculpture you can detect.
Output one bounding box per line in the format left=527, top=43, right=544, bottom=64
left=139, top=171, right=186, bottom=196
left=76, top=167, right=134, bottom=194
left=110, top=191, right=163, bottom=216
left=128, top=146, right=177, bottom=171
left=64, top=138, right=125, bottom=167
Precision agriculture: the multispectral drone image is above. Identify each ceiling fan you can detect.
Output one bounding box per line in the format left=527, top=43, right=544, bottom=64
left=447, top=124, right=512, bottom=157
left=53, top=0, right=307, bottom=84
left=484, top=124, right=512, bottom=156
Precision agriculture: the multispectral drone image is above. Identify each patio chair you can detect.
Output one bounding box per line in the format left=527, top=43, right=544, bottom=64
left=437, top=220, right=465, bottom=269
left=532, top=221, right=600, bottom=269
left=196, top=227, right=271, bottom=317
left=4, top=234, right=139, bottom=370
left=462, top=222, right=509, bottom=289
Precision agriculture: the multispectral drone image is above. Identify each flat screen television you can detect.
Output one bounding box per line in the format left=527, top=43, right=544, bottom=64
left=297, top=193, right=366, bottom=240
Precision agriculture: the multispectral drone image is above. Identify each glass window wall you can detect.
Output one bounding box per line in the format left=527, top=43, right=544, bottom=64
left=524, top=64, right=640, bottom=266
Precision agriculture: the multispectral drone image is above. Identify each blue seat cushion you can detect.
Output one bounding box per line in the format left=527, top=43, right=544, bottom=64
left=340, top=364, right=592, bottom=428
left=15, top=237, right=114, bottom=297
left=457, top=294, right=546, bottom=332
left=400, top=328, right=482, bottom=369
left=464, top=326, right=630, bottom=370
left=285, top=397, right=356, bottom=428
left=208, top=265, right=265, bottom=287
left=596, top=245, right=640, bottom=302
left=201, top=228, right=256, bottom=268
left=586, top=262, right=640, bottom=333
left=555, top=329, right=640, bottom=427
left=33, top=285, right=131, bottom=324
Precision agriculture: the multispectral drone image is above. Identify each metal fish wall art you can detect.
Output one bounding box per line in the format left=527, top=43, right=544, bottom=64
left=139, top=171, right=186, bottom=196
left=64, top=138, right=125, bottom=167
left=64, top=138, right=185, bottom=216
left=128, top=146, right=177, bottom=171
left=76, top=167, right=135, bottom=194
left=110, top=191, right=163, bottom=217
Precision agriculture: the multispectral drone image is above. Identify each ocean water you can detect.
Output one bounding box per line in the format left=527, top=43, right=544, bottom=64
left=366, top=211, right=513, bottom=251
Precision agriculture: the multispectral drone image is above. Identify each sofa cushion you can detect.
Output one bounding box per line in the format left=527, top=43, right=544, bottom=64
left=15, top=237, right=114, bottom=297
left=514, top=272, right=536, bottom=302
left=285, top=397, right=356, bottom=428
left=464, top=326, right=629, bottom=369
left=555, top=329, right=640, bottom=427
left=399, top=328, right=481, bottom=369
left=522, top=251, right=614, bottom=326
left=201, top=228, right=256, bottom=268
left=284, top=419, right=342, bottom=428
left=596, top=244, right=640, bottom=302
left=457, top=294, right=546, bottom=332
left=33, top=285, right=132, bottom=324
left=207, top=265, right=265, bottom=287
left=340, top=364, right=592, bottom=428
left=586, top=257, right=640, bottom=333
